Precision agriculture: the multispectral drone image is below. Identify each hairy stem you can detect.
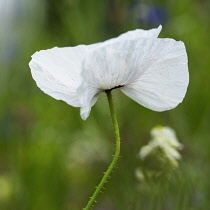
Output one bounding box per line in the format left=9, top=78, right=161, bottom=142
left=84, top=90, right=121, bottom=210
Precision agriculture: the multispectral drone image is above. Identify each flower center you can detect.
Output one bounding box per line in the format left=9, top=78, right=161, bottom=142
left=106, top=85, right=124, bottom=91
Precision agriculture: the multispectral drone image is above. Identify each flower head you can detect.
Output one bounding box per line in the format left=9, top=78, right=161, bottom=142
left=151, top=125, right=183, bottom=149
left=29, top=26, right=189, bottom=120
left=139, top=125, right=183, bottom=162
left=137, top=125, right=183, bottom=181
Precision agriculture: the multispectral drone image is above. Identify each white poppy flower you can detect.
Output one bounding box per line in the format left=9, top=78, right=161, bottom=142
left=29, top=25, right=189, bottom=120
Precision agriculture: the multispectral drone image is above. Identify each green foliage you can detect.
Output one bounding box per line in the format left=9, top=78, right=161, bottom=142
left=1, top=0, right=210, bottom=209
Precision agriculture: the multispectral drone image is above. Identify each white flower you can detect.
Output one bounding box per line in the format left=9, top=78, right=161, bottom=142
left=139, top=125, right=183, bottom=161
left=29, top=25, right=189, bottom=120
left=151, top=126, right=183, bottom=149
left=139, top=139, right=181, bottom=161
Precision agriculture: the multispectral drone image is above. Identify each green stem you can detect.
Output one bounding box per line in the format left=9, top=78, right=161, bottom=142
left=84, top=90, right=121, bottom=210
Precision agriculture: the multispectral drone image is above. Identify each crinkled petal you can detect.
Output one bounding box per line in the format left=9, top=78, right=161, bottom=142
left=77, top=46, right=137, bottom=119
left=79, top=86, right=100, bottom=120
left=108, top=25, right=162, bottom=40
left=29, top=46, right=91, bottom=107
left=82, top=47, right=137, bottom=90
left=121, top=38, right=189, bottom=111
left=78, top=34, right=188, bottom=118
left=92, top=25, right=162, bottom=49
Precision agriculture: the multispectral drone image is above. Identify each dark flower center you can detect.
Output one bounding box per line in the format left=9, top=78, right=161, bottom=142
left=105, top=85, right=124, bottom=92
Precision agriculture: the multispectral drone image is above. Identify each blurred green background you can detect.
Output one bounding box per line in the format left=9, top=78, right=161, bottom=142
left=1, top=0, right=210, bottom=209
